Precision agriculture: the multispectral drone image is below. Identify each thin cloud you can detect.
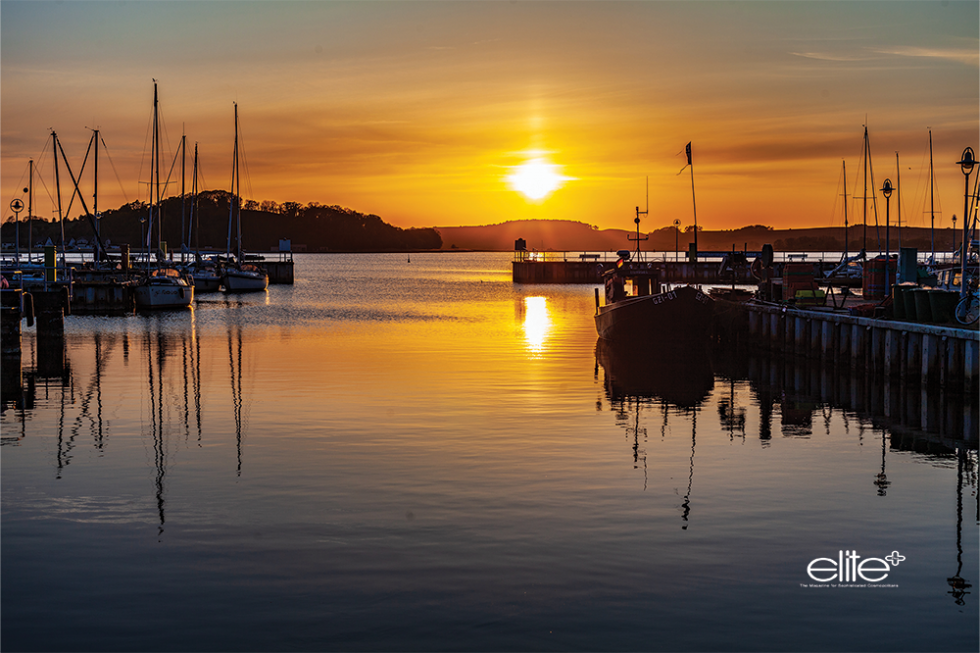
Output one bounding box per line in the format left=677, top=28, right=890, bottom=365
left=789, top=51, right=874, bottom=62
left=870, top=46, right=979, bottom=66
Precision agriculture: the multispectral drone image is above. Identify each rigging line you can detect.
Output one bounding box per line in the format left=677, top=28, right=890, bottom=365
left=160, top=138, right=183, bottom=200
left=62, top=131, right=96, bottom=219
left=907, top=142, right=930, bottom=228
left=100, top=136, right=135, bottom=204
left=236, top=113, right=254, bottom=201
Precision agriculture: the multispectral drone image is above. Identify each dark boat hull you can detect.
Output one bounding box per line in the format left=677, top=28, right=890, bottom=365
left=594, top=284, right=713, bottom=343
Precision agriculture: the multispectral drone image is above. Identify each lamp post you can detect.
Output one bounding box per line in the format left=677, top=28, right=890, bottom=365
left=673, top=219, right=681, bottom=262
left=952, top=215, right=957, bottom=254
left=957, top=147, right=975, bottom=299
left=881, top=178, right=894, bottom=295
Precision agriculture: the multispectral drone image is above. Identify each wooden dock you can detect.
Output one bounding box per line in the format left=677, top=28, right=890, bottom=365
left=712, top=299, right=980, bottom=395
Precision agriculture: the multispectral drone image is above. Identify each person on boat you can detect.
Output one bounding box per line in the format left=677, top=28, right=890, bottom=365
left=605, top=260, right=627, bottom=304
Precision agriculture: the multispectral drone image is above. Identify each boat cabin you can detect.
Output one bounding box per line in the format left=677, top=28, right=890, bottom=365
left=603, top=257, right=661, bottom=304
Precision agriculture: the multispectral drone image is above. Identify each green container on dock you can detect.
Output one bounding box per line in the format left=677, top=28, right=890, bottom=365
left=903, top=286, right=918, bottom=320
left=892, top=283, right=916, bottom=320
left=912, top=288, right=933, bottom=323
left=928, top=289, right=959, bottom=324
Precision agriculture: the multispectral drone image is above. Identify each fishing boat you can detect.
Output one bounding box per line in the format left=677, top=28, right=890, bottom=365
left=594, top=255, right=713, bottom=343
left=221, top=103, right=268, bottom=293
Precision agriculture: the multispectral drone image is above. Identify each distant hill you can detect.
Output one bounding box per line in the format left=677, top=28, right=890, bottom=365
left=1, top=191, right=442, bottom=253
left=436, top=220, right=957, bottom=253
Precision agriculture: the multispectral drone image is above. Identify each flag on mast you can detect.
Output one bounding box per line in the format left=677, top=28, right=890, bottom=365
left=678, top=142, right=692, bottom=174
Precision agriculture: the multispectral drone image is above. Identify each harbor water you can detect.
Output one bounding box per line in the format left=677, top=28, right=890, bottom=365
left=2, top=253, right=977, bottom=652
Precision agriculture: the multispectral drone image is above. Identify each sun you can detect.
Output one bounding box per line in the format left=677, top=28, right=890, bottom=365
left=507, top=157, right=566, bottom=201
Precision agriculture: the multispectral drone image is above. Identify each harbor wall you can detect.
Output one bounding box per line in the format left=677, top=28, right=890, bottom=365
left=512, top=258, right=838, bottom=284
left=712, top=300, right=980, bottom=397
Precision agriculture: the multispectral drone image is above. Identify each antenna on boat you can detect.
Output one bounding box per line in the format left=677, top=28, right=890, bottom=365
left=629, top=177, right=649, bottom=261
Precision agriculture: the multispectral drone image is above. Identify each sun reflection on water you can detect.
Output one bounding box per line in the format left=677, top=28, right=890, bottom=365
left=521, top=296, right=552, bottom=357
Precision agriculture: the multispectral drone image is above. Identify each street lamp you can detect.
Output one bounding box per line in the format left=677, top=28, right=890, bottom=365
left=673, top=219, right=681, bottom=262
left=957, top=147, right=975, bottom=298
left=952, top=215, right=957, bottom=253
left=881, top=178, right=894, bottom=295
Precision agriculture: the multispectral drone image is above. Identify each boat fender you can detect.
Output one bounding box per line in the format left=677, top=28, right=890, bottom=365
left=23, top=292, right=35, bottom=327
left=61, top=286, right=71, bottom=316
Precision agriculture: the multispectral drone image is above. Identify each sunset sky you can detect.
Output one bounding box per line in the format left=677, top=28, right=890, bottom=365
left=2, top=0, right=977, bottom=233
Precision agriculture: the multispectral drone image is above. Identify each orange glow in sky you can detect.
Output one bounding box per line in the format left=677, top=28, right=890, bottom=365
left=1, top=1, right=977, bottom=233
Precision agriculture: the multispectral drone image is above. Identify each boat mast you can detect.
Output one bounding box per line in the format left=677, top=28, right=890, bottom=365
left=27, top=159, right=33, bottom=263
left=896, top=151, right=902, bottom=250
left=154, top=81, right=161, bottom=259
left=227, top=103, right=238, bottom=261
left=181, top=130, right=186, bottom=262
left=93, top=128, right=99, bottom=260
left=191, top=143, right=199, bottom=252
left=929, top=130, right=935, bottom=260
left=842, top=159, right=848, bottom=260
left=236, top=106, right=242, bottom=263
left=688, top=143, right=698, bottom=256
left=52, top=131, right=66, bottom=273
left=862, top=126, right=868, bottom=252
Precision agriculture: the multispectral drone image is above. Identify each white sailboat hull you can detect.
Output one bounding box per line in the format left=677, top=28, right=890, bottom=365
left=223, top=268, right=268, bottom=292
left=192, top=271, right=222, bottom=293
left=134, top=280, right=194, bottom=308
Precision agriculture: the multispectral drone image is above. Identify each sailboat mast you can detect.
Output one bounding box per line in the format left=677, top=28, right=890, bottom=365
left=227, top=103, right=238, bottom=260
left=191, top=143, right=199, bottom=252
left=235, top=105, right=242, bottom=262
left=93, top=128, right=99, bottom=258
left=863, top=126, right=868, bottom=251
left=896, top=151, right=902, bottom=249
left=842, top=159, right=848, bottom=260
left=929, top=130, right=935, bottom=260
left=181, top=131, right=186, bottom=262
left=28, top=159, right=33, bottom=263
left=154, top=82, right=161, bottom=256
left=52, top=131, right=66, bottom=272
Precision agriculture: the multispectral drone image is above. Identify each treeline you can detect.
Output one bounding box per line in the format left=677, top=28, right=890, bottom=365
left=1, top=191, right=442, bottom=252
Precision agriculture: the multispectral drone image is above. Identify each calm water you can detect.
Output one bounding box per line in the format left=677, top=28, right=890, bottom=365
left=2, top=253, right=977, bottom=652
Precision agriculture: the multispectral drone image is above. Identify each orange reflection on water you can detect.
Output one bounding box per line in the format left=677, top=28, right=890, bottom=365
left=521, top=296, right=552, bottom=357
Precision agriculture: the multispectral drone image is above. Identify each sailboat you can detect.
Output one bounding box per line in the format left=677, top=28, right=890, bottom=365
left=182, top=143, right=222, bottom=293
left=221, top=103, right=269, bottom=293
left=134, top=81, right=194, bottom=309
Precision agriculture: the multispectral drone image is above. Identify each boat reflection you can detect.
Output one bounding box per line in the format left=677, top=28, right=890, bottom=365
left=596, top=339, right=713, bottom=408
left=596, top=339, right=714, bottom=528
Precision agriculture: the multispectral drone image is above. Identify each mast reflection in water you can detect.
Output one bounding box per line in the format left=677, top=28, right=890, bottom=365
left=0, top=253, right=976, bottom=653
left=596, top=339, right=713, bottom=529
